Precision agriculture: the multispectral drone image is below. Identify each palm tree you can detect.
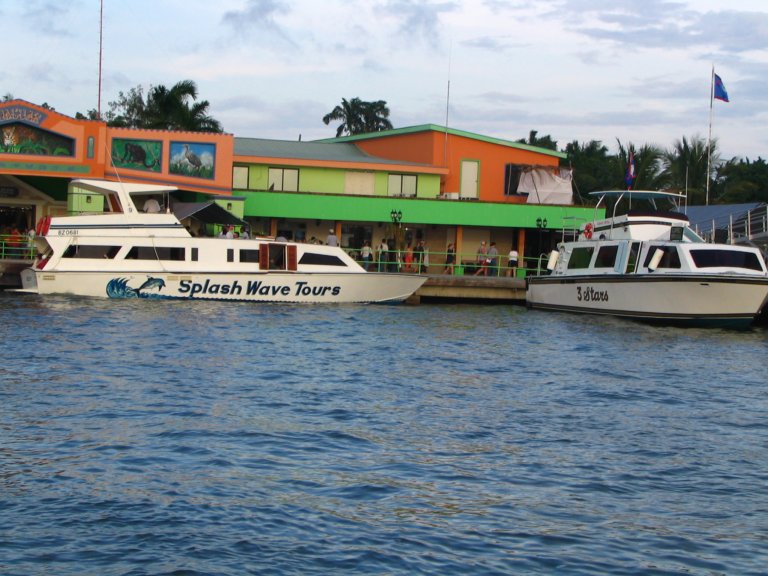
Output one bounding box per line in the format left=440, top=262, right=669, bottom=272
left=144, top=80, right=222, bottom=133
left=616, top=140, right=665, bottom=192
left=661, top=136, right=712, bottom=204
left=323, top=97, right=392, bottom=137
left=103, top=80, right=222, bottom=132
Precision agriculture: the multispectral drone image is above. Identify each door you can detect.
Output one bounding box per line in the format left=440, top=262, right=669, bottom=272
left=460, top=160, right=479, bottom=199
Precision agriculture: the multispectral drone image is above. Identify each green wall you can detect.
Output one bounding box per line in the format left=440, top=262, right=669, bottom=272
left=237, top=190, right=601, bottom=230
left=243, top=165, right=440, bottom=198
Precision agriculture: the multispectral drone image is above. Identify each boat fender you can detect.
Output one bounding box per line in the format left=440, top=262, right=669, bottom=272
left=546, top=250, right=559, bottom=271
left=584, top=223, right=593, bottom=239
left=648, top=248, right=664, bottom=272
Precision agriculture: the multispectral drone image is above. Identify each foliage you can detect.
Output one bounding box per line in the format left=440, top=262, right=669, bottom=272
left=77, top=80, right=223, bottom=133
left=323, top=97, right=393, bottom=137
left=714, top=157, right=768, bottom=204
left=517, top=130, right=558, bottom=151
left=659, top=136, right=712, bottom=204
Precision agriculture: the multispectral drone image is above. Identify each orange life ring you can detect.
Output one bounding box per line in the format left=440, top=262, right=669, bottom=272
left=584, top=223, right=594, bottom=239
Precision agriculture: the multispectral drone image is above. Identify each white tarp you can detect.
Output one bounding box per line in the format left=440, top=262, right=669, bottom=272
left=520, top=168, right=574, bottom=205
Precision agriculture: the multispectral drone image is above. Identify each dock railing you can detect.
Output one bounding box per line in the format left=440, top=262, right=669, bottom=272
left=0, top=234, right=35, bottom=260
left=346, top=247, right=524, bottom=278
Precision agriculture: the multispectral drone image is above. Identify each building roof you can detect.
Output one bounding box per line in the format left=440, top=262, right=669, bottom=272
left=676, top=202, right=766, bottom=231
left=316, top=124, right=568, bottom=160
left=234, top=137, right=430, bottom=167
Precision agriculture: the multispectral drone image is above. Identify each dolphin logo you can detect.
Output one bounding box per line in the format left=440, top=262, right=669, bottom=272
left=136, top=276, right=166, bottom=293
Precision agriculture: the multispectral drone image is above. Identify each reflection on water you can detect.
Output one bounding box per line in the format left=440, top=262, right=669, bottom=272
left=1, top=293, right=767, bottom=575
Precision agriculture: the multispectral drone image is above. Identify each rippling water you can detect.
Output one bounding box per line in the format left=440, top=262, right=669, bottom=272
left=1, top=293, right=767, bottom=575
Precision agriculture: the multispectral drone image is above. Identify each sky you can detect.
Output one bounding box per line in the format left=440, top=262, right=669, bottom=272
left=3, top=0, right=768, bottom=162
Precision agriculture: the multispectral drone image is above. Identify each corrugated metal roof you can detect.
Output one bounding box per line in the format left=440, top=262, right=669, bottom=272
left=676, top=203, right=765, bottom=230
left=234, top=137, right=427, bottom=167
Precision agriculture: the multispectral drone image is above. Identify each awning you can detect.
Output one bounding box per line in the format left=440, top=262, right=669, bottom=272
left=172, top=202, right=246, bottom=226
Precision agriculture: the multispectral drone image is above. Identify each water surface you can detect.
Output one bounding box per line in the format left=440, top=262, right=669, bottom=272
left=1, top=294, right=767, bottom=575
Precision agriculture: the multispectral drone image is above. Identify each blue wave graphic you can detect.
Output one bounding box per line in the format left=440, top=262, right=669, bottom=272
left=106, top=276, right=170, bottom=299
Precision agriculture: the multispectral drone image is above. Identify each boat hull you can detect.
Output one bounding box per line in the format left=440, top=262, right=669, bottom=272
left=21, top=269, right=426, bottom=304
left=527, top=274, right=768, bottom=327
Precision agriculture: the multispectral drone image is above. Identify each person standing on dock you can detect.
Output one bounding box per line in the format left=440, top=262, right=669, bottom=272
left=444, top=243, right=455, bottom=274
left=507, top=248, right=518, bottom=277
left=488, top=242, right=499, bottom=276
left=474, top=241, right=488, bottom=276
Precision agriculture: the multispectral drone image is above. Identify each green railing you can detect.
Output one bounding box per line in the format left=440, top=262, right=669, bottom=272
left=0, top=235, right=35, bottom=260
left=344, top=247, right=527, bottom=277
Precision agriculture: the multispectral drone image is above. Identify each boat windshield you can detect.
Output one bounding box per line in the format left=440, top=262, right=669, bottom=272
left=683, top=227, right=705, bottom=243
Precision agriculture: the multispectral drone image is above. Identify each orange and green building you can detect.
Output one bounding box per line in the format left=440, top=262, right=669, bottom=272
left=1, top=99, right=600, bottom=275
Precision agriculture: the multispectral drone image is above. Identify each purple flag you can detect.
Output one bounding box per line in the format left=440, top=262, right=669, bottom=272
left=625, top=150, right=636, bottom=189
left=714, top=73, right=729, bottom=102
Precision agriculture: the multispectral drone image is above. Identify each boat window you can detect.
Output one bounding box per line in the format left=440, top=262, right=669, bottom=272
left=227, top=249, right=234, bottom=263
left=625, top=242, right=641, bottom=274
left=670, top=227, right=684, bottom=241
left=239, top=249, right=259, bottom=263
left=62, top=245, right=121, bottom=259
left=299, top=252, right=348, bottom=267
left=689, top=249, right=764, bottom=271
left=567, top=247, right=594, bottom=270
left=643, top=245, right=681, bottom=269
left=594, top=245, right=618, bottom=268
left=125, top=246, right=185, bottom=261
left=191, top=248, right=198, bottom=262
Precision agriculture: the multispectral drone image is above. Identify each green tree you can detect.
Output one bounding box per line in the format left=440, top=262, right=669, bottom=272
left=564, top=139, right=617, bottom=199
left=660, top=135, right=711, bottom=204
left=143, top=80, right=222, bottom=132
left=323, top=97, right=393, bottom=137
left=94, top=80, right=222, bottom=132
left=517, top=130, right=558, bottom=151
left=713, top=157, right=768, bottom=203
left=617, top=140, right=665, bottom=192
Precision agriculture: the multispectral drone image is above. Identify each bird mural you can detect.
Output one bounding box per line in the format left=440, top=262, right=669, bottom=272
left=183, top=144, right=202, bottom=171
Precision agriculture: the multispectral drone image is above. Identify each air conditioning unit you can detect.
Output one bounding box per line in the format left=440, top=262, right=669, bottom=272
left=441, top=192, right=459, bottom=200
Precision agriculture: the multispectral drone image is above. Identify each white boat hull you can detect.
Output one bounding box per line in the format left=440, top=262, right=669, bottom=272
left=22, top=269, right=425, bottom=304
left=527, top=274, right=768, bottom=326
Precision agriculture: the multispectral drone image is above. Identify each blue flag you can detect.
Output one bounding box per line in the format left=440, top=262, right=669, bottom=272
left=625, top=150, right=636, bottom=189
left=714, top=73, right=729, bottom=102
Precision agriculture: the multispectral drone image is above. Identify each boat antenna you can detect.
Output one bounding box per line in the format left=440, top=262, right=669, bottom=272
left=97, top=0, right=104, bottom=120
left=443, top=41, right=452, bottom=167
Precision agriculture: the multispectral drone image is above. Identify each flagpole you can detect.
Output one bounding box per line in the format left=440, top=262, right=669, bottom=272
left=706, top=65, right=714, bottom=205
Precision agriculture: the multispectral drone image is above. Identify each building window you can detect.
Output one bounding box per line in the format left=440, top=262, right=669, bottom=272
left=268, top=168, right=299, bottom=192
left=233, top=166, right=249, bottom=189
left=504, top=164, right=523, bottom=195
left=388, top=174, right=417, bottom=197
left=87, top=137, right=95, bottom=159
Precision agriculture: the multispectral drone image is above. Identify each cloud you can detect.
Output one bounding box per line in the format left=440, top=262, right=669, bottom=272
left=23, top=1, right=74, bottom=37
left=375, top=0, right=459, bottom=45
left=221, top=0, right=295, bottom=46
left=550, top=1, right=768, bottom=55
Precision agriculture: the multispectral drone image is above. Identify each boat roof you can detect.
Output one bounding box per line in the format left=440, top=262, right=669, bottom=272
left=71, top=179, right=178, bottom=196
left=588, top=190, right=687, bottom=201
left=173, top=201, right=246, bottom=226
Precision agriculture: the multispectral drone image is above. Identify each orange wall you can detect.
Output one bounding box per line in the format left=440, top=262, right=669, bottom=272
left=0, top=100, right=105, bottom=179
left=353, top=130, right=561, bottom=202
left=0, top=100, right=234, bottom=195
left=105, top=127, right=234, bottom=194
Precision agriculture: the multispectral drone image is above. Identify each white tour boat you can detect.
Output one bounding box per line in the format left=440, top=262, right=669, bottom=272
left=19, top=179, right=427, bottom=303
left=526, top=190, right=768, bottom=327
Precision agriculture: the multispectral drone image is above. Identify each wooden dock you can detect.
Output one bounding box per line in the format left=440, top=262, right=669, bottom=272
left=410, top=274, right=527, bottom=303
